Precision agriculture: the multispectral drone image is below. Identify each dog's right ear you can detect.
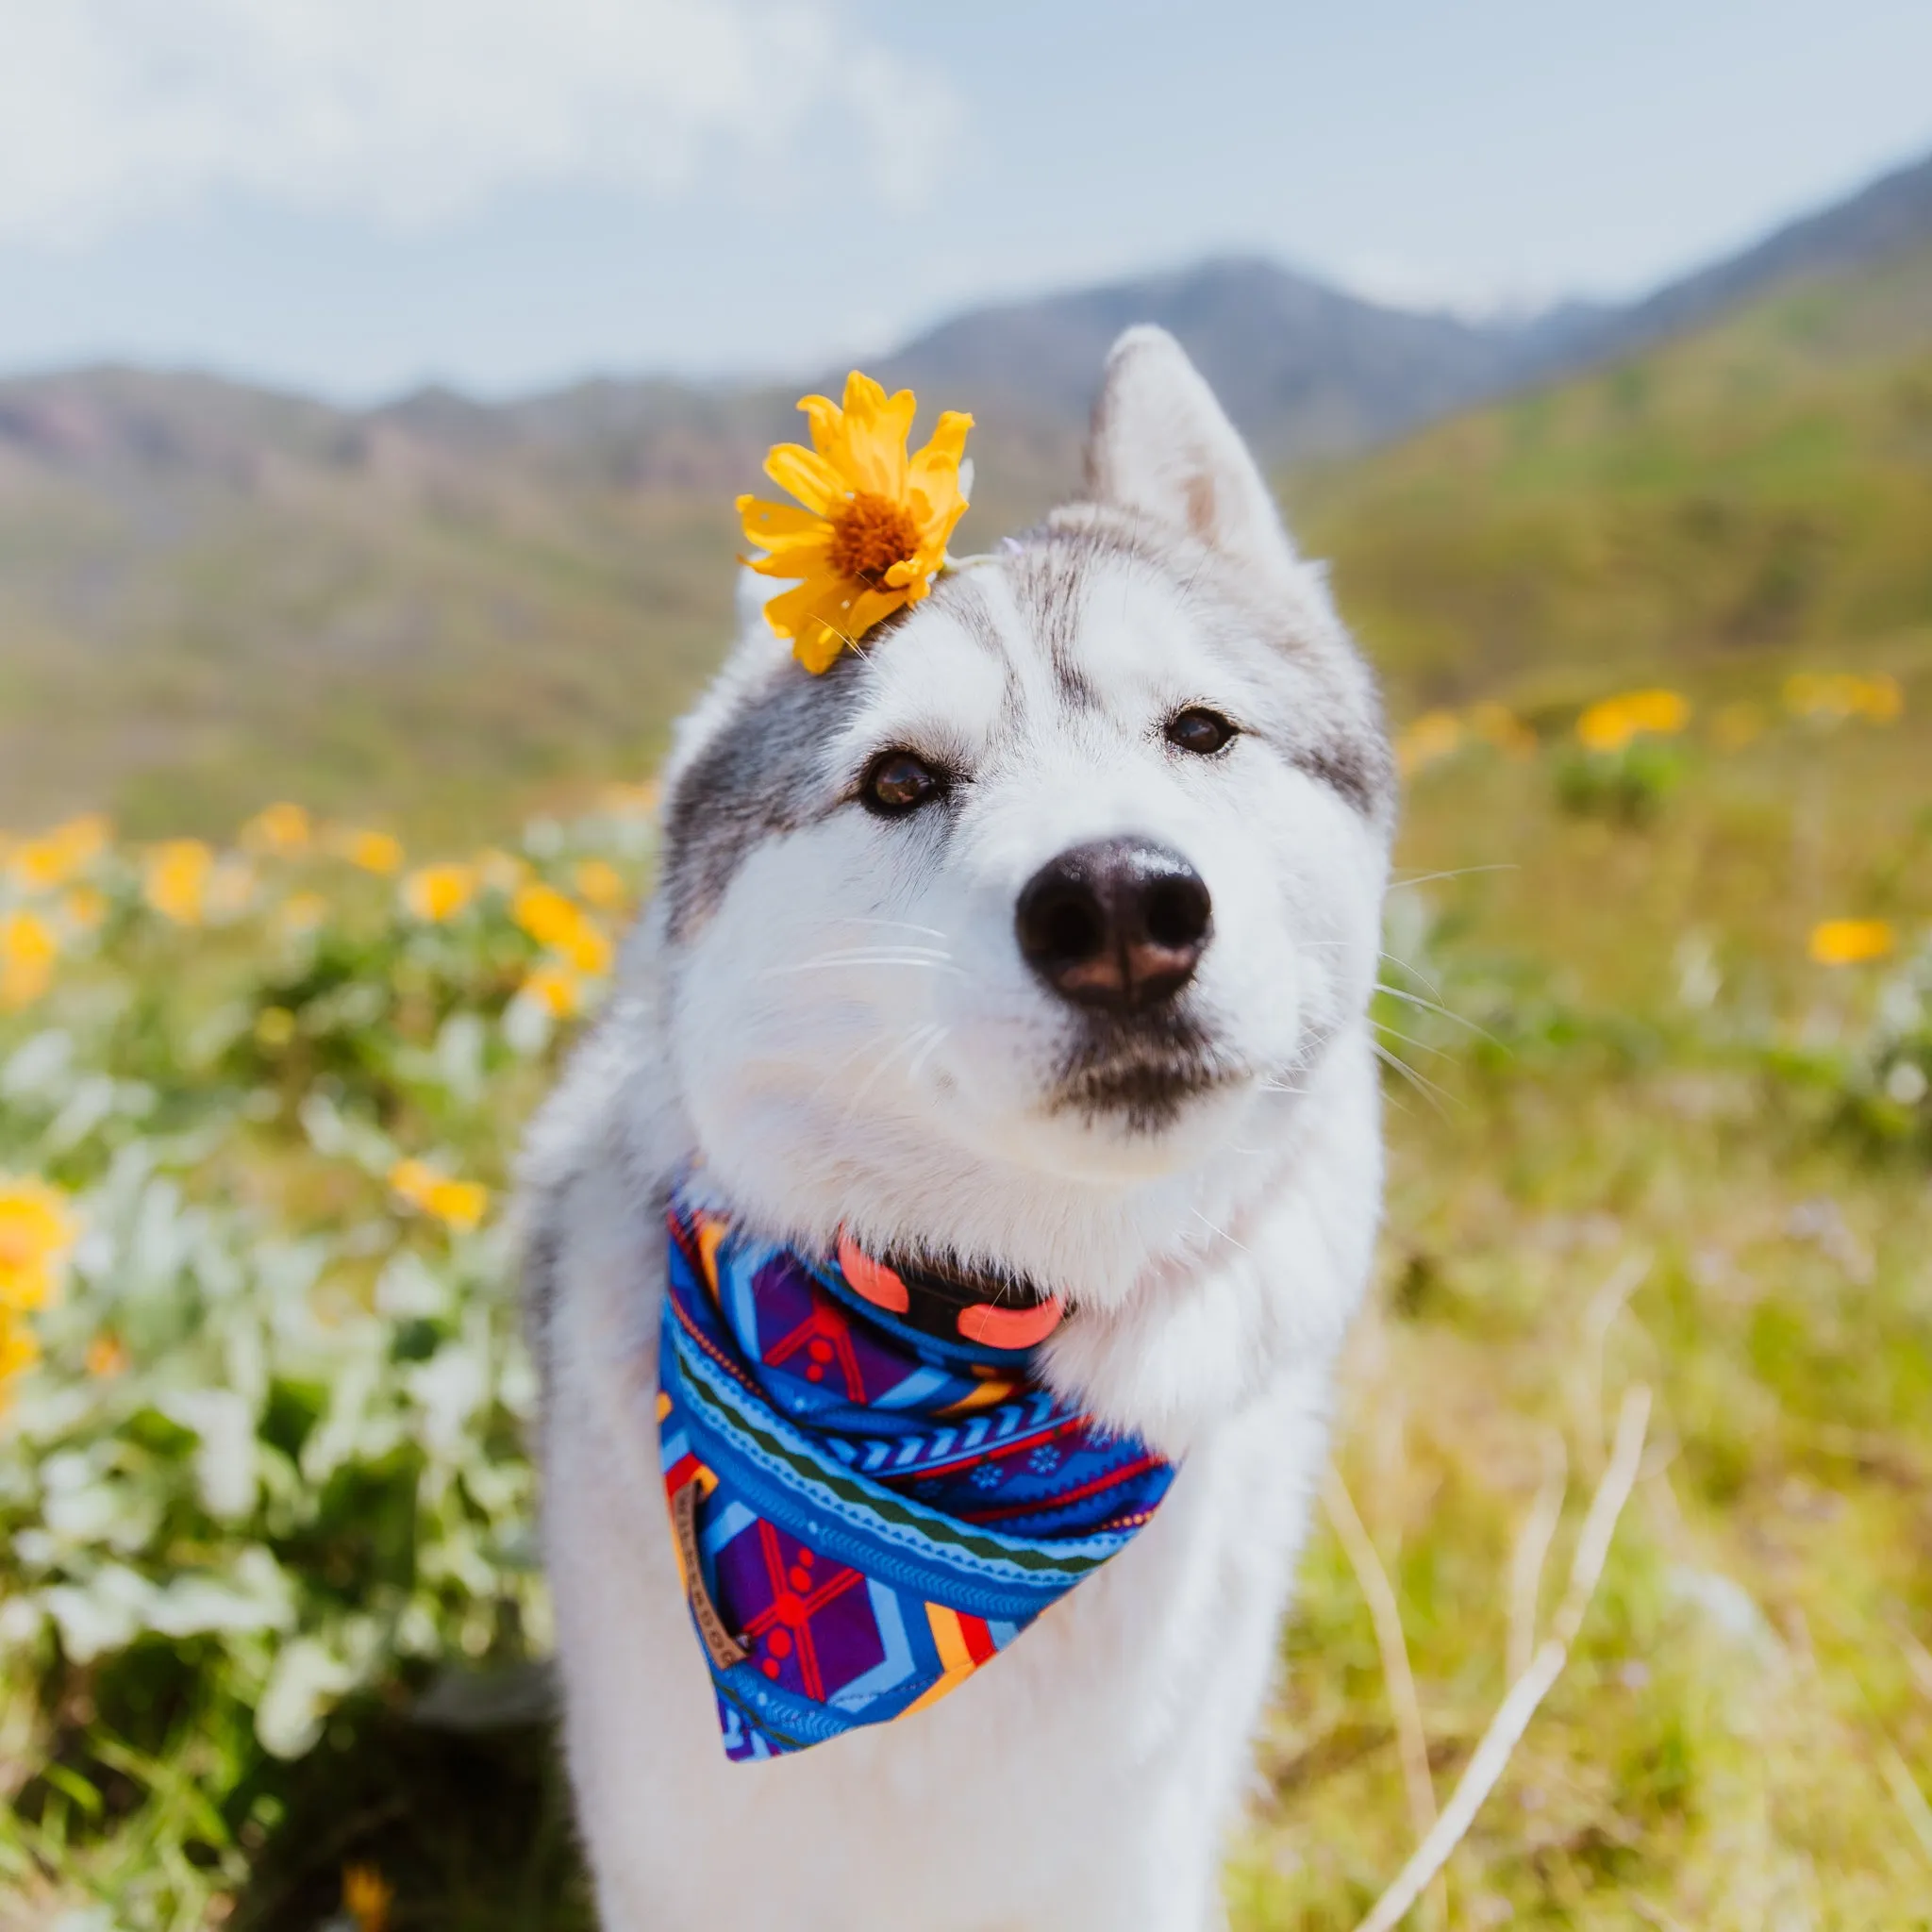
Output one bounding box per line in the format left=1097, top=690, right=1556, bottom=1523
left=1083, top=326, right=1300, bottom=591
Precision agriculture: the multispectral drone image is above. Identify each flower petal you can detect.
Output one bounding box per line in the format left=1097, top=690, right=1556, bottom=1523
left=762, top=442, right=848, bottom=516
left=838, top=372, right=916, bottom=497
left=797, top=392, right=849, bottom=469
left=908, top=410, right=974, bottom=509
left=794, top=621, right=848, bottom=674
left=743, top=537, right=837, bottom=582
left=844, top=584, right=913, bottom=634
left=738, top=495, right=829, bottom=548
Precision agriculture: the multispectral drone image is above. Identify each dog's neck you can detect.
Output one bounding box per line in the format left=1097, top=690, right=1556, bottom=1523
left=620, top=950, right=1380, bottom=1455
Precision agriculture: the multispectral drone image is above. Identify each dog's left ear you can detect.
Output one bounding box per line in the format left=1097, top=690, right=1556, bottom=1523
left=1084, top=325, right=1300, bottom=591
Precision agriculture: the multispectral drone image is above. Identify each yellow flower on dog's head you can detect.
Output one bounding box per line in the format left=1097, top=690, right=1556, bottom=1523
left=739, top=372, right=974, bottom=674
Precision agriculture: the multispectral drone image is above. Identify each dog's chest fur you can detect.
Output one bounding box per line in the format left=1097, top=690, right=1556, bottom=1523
left=528, top=1024, right=1377, bottom=1932
left=523, top=328, right=1392, bottom=1931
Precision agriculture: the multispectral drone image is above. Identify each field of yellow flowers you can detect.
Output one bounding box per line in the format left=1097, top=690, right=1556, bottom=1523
left=2, top=658, right=1930, bottom=1930
left=0, top=792, right=655, bottom=1929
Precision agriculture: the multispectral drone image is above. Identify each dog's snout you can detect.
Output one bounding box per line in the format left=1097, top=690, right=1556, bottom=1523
left=1015, top=839, right=1212, bottom=1013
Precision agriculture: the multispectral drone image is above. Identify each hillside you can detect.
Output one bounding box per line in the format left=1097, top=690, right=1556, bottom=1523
left=1296, top=239, right=1932, bottom=712
left=0, top=368, right=747, bottom=841
left=4, top=148, right=1932, bottom=841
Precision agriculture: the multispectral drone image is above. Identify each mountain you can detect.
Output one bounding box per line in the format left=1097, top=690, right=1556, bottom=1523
left=4, top=146, right=1932, bottom=838
left=873, top=256, right=1552, bottom=467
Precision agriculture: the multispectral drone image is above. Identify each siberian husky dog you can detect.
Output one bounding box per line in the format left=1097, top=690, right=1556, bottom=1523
left=523, top=326, right=1395, bottom=1931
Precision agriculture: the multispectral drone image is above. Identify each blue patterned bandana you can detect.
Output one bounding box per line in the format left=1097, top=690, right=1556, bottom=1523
left=658, top=1186, right=1176, bottom=1761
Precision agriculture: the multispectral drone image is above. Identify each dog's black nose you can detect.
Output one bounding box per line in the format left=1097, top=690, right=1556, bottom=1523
left=1015, top=839, right=1212, bottom=1013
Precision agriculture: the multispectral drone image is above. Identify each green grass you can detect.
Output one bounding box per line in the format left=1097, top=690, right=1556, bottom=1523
left=1231, top=701, right=1932, bottom=1927
left=1294, top=243, right=1932, bottom=716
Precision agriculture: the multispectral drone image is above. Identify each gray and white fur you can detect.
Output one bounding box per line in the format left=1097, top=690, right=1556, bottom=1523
left=523, top=326, right=1394, bottom=1932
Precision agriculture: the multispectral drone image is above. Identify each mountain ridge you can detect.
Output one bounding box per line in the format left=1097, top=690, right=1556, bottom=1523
left=6, top=142, right=1931, bottom=490
left=2, top=146, right=1931, bottom=836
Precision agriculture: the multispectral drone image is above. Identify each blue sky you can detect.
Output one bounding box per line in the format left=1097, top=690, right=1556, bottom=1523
left=3, top=0, right=1929, bottom=399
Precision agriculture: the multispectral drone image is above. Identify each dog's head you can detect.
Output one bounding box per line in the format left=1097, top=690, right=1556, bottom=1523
left=652, top=328, right=1394, bottom=1282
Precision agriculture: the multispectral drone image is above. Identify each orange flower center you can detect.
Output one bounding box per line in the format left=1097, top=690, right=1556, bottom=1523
left=827, top=492, right=921, bottom=586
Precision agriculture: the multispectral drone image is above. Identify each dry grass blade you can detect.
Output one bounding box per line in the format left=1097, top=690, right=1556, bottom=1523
left=1507, top=1434, right=1568, bottom=1683
left=1879, top=1744, right=1932, bottom=1872
left=1350, top=1385, right=1653, bottom=1932
left=1321, top=1468, right=1439, bottom=1849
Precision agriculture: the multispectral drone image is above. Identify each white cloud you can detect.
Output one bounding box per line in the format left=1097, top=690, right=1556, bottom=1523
left=1335, top=252, right=1573, bottom=324
left=0, top=0, right=958, bottom=243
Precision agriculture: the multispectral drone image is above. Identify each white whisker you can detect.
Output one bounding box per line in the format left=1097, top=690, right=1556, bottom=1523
left=1372, top=1020, right=1457, bottom=1061
left=1376, top=980, right=1499, bottom=1045
left=1192, top=1208, right=1252, bottom=1257
left=761, top=950, right=962, bottom=979
left=1380, top=948, right=1449, bottom=1002
left=1371, top=1040, right=1455, bottom=1117
left=841, top=917, right=950, bottom=940
left=1388, top=863, right=1515, bottom=891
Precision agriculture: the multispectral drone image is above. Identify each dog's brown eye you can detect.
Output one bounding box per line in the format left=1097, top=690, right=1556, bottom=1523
left=1167, top=708, right=1236, bottom=756
left=863, top=751, right=942, bottom=817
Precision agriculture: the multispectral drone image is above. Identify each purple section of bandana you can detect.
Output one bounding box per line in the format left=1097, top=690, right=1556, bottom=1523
left=710, top=1515, right=888, bottom=1704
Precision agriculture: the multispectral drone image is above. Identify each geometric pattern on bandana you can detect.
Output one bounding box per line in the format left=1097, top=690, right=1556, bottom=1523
left=658, top=1186, right=1176, bottom=1761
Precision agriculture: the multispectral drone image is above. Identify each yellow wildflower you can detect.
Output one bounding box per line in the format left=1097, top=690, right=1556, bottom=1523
left=424, top=1179, right=489, bottom=1228
left=1, top=909, right=59, bottom=1009
left=341, top=1864, right=394, bottom=1932
left=739, top=371, right=974, bottom=672
left=564, top=921, right=612, bottom=976
left=1784, top=672, right=1904, bottom=724
left=511, top=883, right=614, bottom=975
left=344, top=830, right=405, bottom=876
left=389, top=1158, right=434, bottom=1207
left=403, top=863, right=479, bottom=924
left=572, top=859, right=627, bottom=910
left=86, top=1331, right=129, bottom=1378
left=242, top=802, right=312, bottom=854
left=1395, top=710, right=1462, bottom=776
left=389, top=1159, right=490, bottom=1232
left=1576, top=688, right=1690, bottom=754
left=8, top=814, right=110, bottom=893
left=1857, top=674, right=1904, bottom=723
left=512, top=883, right=580, bottom=949
left=1808, top=919, right=1896, bottom=966
left=521, top=962, right=582, bottom=1019
left=144, top=840, right=215, bottom=924
left=0, top=1176, right=76, bottom=1314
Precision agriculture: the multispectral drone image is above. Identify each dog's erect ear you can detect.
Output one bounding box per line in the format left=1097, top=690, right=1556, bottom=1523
left=1084, top=325, right=1300, bottom=588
